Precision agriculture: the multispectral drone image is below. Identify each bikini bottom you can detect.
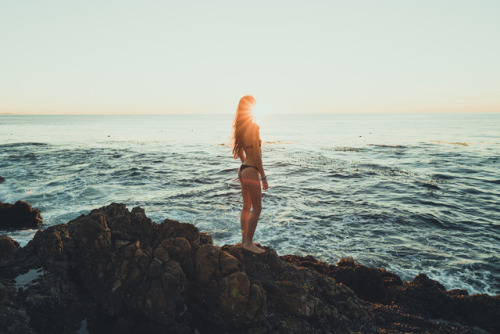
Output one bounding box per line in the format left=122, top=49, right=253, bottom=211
left=239, top=164, right=259, bottom=173
left=239, top=164, right=259, bottom=180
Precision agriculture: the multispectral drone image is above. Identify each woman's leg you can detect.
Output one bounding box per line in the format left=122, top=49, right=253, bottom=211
left=240, top=174, right=264, bottom=254
left=240, top=179, right=251, bottom=244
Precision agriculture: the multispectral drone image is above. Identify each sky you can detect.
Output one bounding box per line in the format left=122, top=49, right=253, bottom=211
left=1, top=0, right=499, bottom=114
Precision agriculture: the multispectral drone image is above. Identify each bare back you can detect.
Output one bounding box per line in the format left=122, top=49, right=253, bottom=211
left=241, top=123, right=261, bottom=167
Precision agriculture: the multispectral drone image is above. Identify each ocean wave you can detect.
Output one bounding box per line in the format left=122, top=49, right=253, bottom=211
left=430, top=140, right=469, bottom=146
left=0, top=142, right=48, bottom=148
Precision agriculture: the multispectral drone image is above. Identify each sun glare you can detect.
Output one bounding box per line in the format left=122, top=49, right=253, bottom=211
left=252, top=101, right=272, bottom=125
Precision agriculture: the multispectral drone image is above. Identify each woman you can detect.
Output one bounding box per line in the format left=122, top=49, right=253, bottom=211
left=232, top=95, right=268, bottom=254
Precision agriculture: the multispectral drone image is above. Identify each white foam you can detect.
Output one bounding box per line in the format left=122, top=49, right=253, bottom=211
left=3, top=229, right=37, bottom=247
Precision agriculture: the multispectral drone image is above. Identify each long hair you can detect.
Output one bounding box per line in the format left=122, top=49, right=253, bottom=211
left=232, top=95, right=256, bottom=159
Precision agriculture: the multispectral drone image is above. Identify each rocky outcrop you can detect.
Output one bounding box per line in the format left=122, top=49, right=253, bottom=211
left=0, top=201, right=43, bottom=229
left=0, top=204, right=373, bottom=333
left=282, top=255, right=500, bottom=333
left=1, top=203, right=498, bottom=333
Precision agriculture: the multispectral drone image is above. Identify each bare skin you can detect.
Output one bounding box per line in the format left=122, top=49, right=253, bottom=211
left=238, top=123, right=268, bottom=254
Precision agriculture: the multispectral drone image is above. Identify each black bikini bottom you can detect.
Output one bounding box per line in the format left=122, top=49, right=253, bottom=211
left=239, top=164, right=259, bottom=173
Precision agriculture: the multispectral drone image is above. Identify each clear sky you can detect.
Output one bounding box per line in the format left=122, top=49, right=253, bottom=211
left=1, top=0, right=499, bottom=114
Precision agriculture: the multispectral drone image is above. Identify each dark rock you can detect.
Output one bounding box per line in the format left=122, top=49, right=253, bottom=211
left=371, top=303, right=486, bottom=333
left=280, top=255, right=403, bottom=304
left=0, top=176, right=5, bottom=184
left=1, top=203, right=498, bottom=334
left=393, top=273, right=449, bottom=317
left=281, top=254, right=500, bottom=333
left=0, top=201, right=43, bottom=229
left=0, top=235, right=20, bottom=262
left=0, top=279, right=34, bottom=334
left=394, top=273, right=500, bottom=333
left=331, top=257, right=402, bottom=304
left=0, top=204, right=374, bottom=333
left=223, top=246, right=373, bottom=333
left=20, top=270, right=86, bottom=334
left=199, top=232, right=213, bottom=245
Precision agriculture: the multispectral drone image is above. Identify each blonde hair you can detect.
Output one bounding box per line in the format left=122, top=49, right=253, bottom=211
left=232, top=95, right=256, bottom=159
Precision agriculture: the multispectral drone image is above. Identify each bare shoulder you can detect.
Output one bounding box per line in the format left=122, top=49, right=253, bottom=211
left=244, top=123, right=259, bottom=136
left=252, top=123, right=260, bottom=133
left=251, top=123, right=260, bottom=137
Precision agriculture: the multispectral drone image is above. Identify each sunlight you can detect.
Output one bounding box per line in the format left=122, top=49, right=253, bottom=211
left=252, top=100, right=272, bottom=126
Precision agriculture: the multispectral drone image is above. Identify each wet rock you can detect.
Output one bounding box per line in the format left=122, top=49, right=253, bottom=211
left=0, top=176, right=5, bottom=184
left=0, top=201, right=43, bottom=229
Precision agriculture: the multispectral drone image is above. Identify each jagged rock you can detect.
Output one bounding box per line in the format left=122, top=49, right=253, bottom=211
left=0, top=279, right=34, bottom=334
left=0, top=235, right=19, bottom=262
left=0, top=201, right=43, bottom=229
left=1, top=203, right=498, bottom=333
left=280, top=255, right=403, bottom=304
left=282, top=254, right=500, bottom=333
left=199, top=232, right=213, bottom=245
left=225, top=246, right=373, bottom=333
left=0, top=204, right=374, bottom=333
left=394, top=273, right=500, bottom=333
left=20, top=270, right=86, bottom=334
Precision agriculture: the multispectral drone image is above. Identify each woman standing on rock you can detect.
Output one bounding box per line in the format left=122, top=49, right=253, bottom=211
left=232, top=95, right=268, bottom=254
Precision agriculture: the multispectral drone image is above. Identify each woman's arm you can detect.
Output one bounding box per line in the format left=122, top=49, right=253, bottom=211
left=239, top=148, right=246, bottom=163
left=252, top=125, right=268, bottom=189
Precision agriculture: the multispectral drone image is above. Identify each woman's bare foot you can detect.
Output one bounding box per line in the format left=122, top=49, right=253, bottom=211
left=240, top=241, right=261, bottom=247
left=241, top=242, right=265, bottom=254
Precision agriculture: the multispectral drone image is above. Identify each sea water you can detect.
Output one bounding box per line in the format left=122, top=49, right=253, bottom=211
left=0, top=113, right=499, bottom=295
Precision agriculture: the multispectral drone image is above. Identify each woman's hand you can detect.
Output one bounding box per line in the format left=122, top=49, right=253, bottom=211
left=262, top=179, right=269, bottom=190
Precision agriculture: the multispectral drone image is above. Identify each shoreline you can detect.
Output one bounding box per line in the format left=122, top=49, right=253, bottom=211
left=1, top=203, right=498, bottom=333
left=0, top=198, right=497, bottom=297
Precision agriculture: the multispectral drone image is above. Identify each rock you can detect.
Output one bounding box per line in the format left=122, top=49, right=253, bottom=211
left=394, top=273, right=500, bottom=333
left=199, top=232, right=213, bottom=245
left=19, top=271, right=86, bottom=334
left=282, top=254, right=500, bottom=333
left=0, top=204, right=374, bottom=333
left=0, top=176, right=5, bottom=184
left=225, top=246, right=374, bottom=332
left=1, top=203, right=498, bottom=334
left=0, top=279, right=34, bottom=334
left=0, top=201, right=43, bottom=229
left=0, top=235, right=20, bottom=262
left=330, top=257, right=402, bottom=304
left=280, top=255, right=403, bottom=304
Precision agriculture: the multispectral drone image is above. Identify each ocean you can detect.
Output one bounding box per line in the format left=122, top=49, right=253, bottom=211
left=0, top=113, right=499, bottom=295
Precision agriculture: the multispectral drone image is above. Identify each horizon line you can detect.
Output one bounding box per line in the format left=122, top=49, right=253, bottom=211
left=1, top=110, right=500, bottom=116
